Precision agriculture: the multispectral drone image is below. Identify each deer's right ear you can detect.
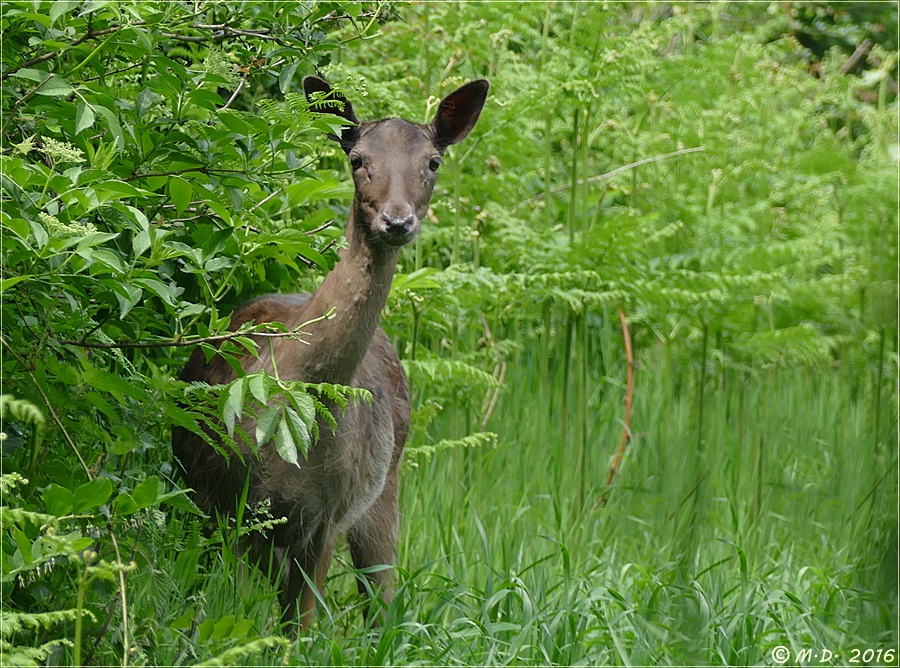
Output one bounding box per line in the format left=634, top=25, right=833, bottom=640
left=432, top=79, right=490, bottom=151
left=303, top=76, right=360, bottom=153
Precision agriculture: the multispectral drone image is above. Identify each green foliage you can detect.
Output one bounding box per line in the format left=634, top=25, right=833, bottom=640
left=1, top=1, right=896, bottom=665
left=1, top=1, right=386, bottom=664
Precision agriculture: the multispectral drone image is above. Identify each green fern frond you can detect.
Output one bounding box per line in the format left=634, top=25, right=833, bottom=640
left=0, top=396, right=44, bottom=428
left=404, top=432, right=499, bottom=468
left=193, top=635, right=290, bottom=667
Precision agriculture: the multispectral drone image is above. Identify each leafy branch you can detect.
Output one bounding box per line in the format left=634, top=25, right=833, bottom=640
left=61, top=312, right=334, bottom=350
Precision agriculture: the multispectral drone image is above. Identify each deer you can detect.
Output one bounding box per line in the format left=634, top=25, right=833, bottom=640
left=172, top=75, right=489, bottom=628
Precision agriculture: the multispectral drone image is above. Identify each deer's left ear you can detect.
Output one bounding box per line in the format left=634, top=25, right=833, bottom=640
left=304, top=75, right=360, bottom=153
left=431, top=79, right=490, bottom=151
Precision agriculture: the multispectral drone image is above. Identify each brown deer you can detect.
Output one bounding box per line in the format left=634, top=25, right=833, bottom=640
left=172, top=76, right=489, bottom=627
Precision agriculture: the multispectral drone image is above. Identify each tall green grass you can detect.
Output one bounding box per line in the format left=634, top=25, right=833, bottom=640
left=119, top=328, right=895, bottom=666
left=382, top=327, right=897, bottom=666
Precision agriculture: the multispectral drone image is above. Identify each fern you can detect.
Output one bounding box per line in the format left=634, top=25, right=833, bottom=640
left=0, top=396, right=44, bottom=428
left=404, top=432, right=499, bottom=468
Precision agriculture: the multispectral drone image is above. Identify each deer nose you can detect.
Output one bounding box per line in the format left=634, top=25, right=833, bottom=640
left=381, top=211, right=415, bottom=235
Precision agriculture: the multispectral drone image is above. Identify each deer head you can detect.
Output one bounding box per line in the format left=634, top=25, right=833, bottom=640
left=303, top=76, right=490, bottom=248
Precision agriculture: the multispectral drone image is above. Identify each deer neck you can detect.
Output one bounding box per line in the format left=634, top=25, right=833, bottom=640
left=298, top=207, right=400, bottom=386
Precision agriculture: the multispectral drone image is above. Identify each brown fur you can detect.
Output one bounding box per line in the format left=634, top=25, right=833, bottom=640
left=172, top=76, right=488, bottom=628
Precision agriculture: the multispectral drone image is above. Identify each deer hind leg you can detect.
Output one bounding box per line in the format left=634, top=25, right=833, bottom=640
left=279, top=531, right=334, bottom=629
left=347, top=470, right=399, bottom=623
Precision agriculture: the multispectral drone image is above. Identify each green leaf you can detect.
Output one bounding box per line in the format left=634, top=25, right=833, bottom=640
left=75, top=101, right=95, bottom=135
left=110, top=282, right=143, bottom=319
left=49, top=0, right=79, bottom=24
left=132, top=476, right=159, bottom=508
left=42, top=484, right=74, bottom=516
left=113, top=492, right=138, bottom=516
left=197, top=617, right=215, bottom=644
left=255, top=404, right=280, bottom=447
left=210, top=615, right=236, bottom=642
left=170, top=607, right=195, bottom=630
left=274, top=414, right=299, bottom=467
left=134, top=277, right=179, bottom=305
left=132, top=227, right=151, bottom=257
left=248, top=374, right=267, bottom=404
left=0, top=276, right=31, bottom=293
left=224, top=378, right=245, bottom=436
left=168, top=176, right=192, bottom=216
left=72, top=477, right=113, bottom=513
left=230, top=618, right=254, bottom=638
left=93, top=105, right=123, bottom=150
left=11, top=70, right=72, bottom=96
left=284, top=406, right=311, bottom=459
left=12, top=528, right=34, bottom=566
left=279, top=62, right=300, bottom=94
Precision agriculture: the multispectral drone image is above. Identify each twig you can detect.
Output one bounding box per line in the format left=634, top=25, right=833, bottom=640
left=521, top=147, right=705, bottom=206
left=1, top=75, right=54, bottom=136
left=593, top=307, right=634, bottom=509
left=480, top=361, right=506, bottom=430
left=307, top=219, right=336, bottom=236
left=107, top=530, right=131, bottom=668
left=840, top=38, right=873, bottom=75
left=221, top=74, right=249, bottom=110
left=1, top=25, right=139, bottom=81
left=60, top=322, right=323, bottom=350
left=0, top=337, right=92, bottom=479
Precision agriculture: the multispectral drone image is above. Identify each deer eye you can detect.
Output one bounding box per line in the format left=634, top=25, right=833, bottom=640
left=350, top=154, right=363, bottom=170
left=428, top=157, right=441, bottom=172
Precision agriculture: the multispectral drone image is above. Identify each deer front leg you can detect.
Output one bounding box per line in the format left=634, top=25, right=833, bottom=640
left=347, top=472, right=399, bottom=623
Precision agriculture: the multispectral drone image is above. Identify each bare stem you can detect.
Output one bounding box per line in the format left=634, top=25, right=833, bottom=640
left=522, top=147, right=705, bottom=206
left=61, top=313, right=333, bottom=350
left=594, top=307, right=634, bottom=509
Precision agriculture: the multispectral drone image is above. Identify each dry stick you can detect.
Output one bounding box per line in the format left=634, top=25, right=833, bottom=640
left=521, top=146, right=705, bottom=206
left=593, top=307, right=634, bottom=509
left=840, top=38, right=873, bottom=75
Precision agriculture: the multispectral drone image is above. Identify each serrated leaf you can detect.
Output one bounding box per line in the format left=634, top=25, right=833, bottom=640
left=274, top=415, right=299, bottom=467
left=75, top=101, right=95, bottom=135
left=284, top=406, right=311, bottom=459
left=226, top=378, right=245, bottom=426
left=92, top=105, right=123, bottom=150
left=134, top=277, right=178, bottom=305
left=248, top=374, right=267, bottom=404
left=255, top=404, right=280, bottom=447
left=288, top=390, right=316, bottom=430
left=34, top=74, right=73, bottom=97
left=72, top=477, right=113, bottom=513
left=135, top=87, right=154, bottom=118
